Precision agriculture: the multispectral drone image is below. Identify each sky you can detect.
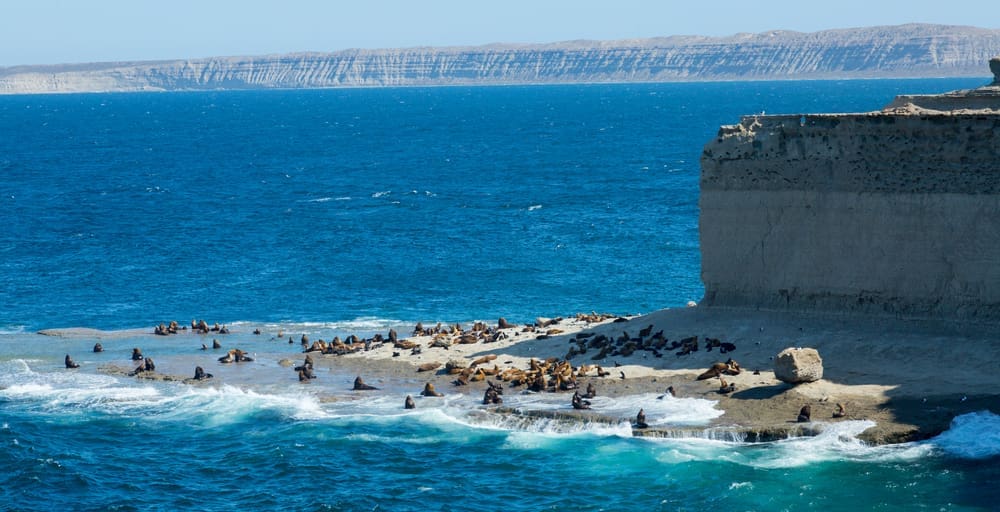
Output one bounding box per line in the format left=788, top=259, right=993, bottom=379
left=2, top=0, right=999, bottom=67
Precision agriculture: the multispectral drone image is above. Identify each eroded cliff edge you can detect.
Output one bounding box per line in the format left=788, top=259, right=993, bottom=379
left=699, top=59, right=1000, bottom=321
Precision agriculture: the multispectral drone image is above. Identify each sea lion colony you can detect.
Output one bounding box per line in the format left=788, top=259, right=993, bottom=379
left=74, top=313, right=833, bottom=430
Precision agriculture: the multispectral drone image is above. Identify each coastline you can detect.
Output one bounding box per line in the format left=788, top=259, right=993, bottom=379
left=218, top=307, right=1000, bottom=444
left=34, top=306, right=999, bottom=445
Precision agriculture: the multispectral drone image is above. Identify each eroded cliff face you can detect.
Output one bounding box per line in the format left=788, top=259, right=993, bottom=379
left=2, top=24, right=1000, bottom=94
left=699, top=73, right=1000, bottom=320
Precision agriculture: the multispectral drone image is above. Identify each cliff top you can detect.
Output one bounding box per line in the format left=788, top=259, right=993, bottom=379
left=880, top=57, right=1000, bottom=114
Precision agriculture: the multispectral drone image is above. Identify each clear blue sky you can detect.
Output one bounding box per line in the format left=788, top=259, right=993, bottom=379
left=2, top=0, right=998, bottom=66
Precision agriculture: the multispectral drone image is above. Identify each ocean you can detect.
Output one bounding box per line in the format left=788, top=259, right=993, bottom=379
left=2, top=78, right=998, bottom=511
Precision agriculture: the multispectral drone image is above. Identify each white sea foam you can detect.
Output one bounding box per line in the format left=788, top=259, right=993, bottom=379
left=527, top=204, right=542, bottom=211
left=152, top=385, right=330, bottom=425
left=371, top=190, right=391, bottom=198
left=647, top=419, right=936, bottom=468
left=504, top=392, right=723, bottom=426
left=930, top=410, right=1000, bottom=459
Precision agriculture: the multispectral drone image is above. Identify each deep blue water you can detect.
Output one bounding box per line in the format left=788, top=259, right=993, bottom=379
left=2, top=78, right=998, bottom=511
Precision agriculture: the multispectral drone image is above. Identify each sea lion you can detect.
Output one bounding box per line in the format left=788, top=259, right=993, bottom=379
left=638, top=324, right=653, bottom=338
left=582, top=382, right=597, bottom=399
left=498, top=317, right=513, bottom=329
left=833, top=403, right=847, bottom=418
left=64, top=354, right=80, bottom=369
left=212, top=339, right=221, bottom=349
left=298, top=370, right=310, bottom=382
left=697, top=362, right=729, bottom=381
left=388, top=329, right=398, bottom=343
left=92, top=343, right=103, bottom=353
left=193, top=366, right=212, bottom=380
left=420, top=382, right=443, bottom=397
left=417, top=362, right=441, bottom=372
left=131, top=348, right=143, bottom=360
left=635, top=408, right=649, bottom=429
left=353, top=376, right=378, bottom=390
left=717, top=376, right=735, bottom=394
left=404, top=395, right=416, bottom=409
left=253, top=328, right=261, bottom=335
left=200, top=343, right=208, bottom=350
left=143, top=357, right=155, bottom=372
left=657, top=385, right=677, bottom=399
left=797, top=404, right=812, bottom=423
left=571, top=391, right=591, bottom=410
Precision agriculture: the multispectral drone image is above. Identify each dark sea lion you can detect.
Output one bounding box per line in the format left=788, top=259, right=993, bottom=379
left=388, top=329, right=398, bottom=343
left=571, top=391, right=591, bottom=410
left=193, top=366, right=213, bottom=380
left=582, top=382, right=596, bottom=399
left=657, top=385, right=677, bottom=399
left=638, top=324, right=653, bottom=338
left=143, top=357, right=155, bottom=372
left=131, top=348, right=143, bottom=361
left=404, top=395, right=416, bottom=409
left=298, top=370, right=310, bottom=382
left=212, top=339, right=221, bottom=349
left=635, top=408, right=649, bottom=429
left=353, top=376, right=378, bottom=390
left=253, top=328, right=261, bottom=335
left=420, top=382, right=443, bottom=397
left=797, top=404, right=812, bottom=423
left=200, top=343, right=208, bottom=350
left=92, top=343, right=103, bottom=353
left=64, top=354, right=80, bottom=369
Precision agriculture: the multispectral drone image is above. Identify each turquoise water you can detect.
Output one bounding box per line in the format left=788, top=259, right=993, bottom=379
left=2, top=79, right=998, bottom=511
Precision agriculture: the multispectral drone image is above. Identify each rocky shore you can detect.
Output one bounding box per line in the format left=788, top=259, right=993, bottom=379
left=241, top=306, right=1000, bottom=445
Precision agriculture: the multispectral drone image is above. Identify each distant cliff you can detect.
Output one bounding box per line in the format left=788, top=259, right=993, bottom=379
left=3, top=24, right=1000, bottom=94
left=698, top=59, right=1000, bottom=321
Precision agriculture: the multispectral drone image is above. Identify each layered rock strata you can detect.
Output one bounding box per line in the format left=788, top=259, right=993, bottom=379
left=2, top=24, right=1000, bottom=94
left=699, top=59, right=1000, bottom=320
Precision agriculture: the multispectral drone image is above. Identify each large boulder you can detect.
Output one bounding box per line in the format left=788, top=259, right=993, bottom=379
left=774, top=347, right=823, bottom=384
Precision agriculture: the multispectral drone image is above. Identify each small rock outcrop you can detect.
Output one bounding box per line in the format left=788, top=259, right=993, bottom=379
left=774, top=348, right=824, bottom=384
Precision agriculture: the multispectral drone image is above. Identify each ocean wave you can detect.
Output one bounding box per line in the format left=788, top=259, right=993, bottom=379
left=930, top=410, right=1000, bottom=459
left=503, top=392, right=723, bottom=427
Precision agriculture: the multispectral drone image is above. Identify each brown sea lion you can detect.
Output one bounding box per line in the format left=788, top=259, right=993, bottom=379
left=420, top=383, right=443, bottom=397
left=298, top=370, right=310, bottom=382
left=93, top=343, right=103, bottom=353
left=797, top=404, right=812, bottom=423
left=353, top=376, right=378, bottom=390
left=717, top=376, right=735, bottom=394
left=143, top=357, right=155, bottom=372
left=697, top=362, right=729, bottom=381
left=582, top=382, right=596, bottom=399
left=658, top=385, right=677, bottom=399
left=833, top=403, right=847, bottom=418
left=635, top=408, right=649, bottom=429
left=417, top=362, right=441, bottom=373
left=131, top=348, right=143, bottom=360
left=64, top=354, right=80, bottom=369
left=571, top=391, right=591, bottom=410
left=404, top=395, right=416, bottom=409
